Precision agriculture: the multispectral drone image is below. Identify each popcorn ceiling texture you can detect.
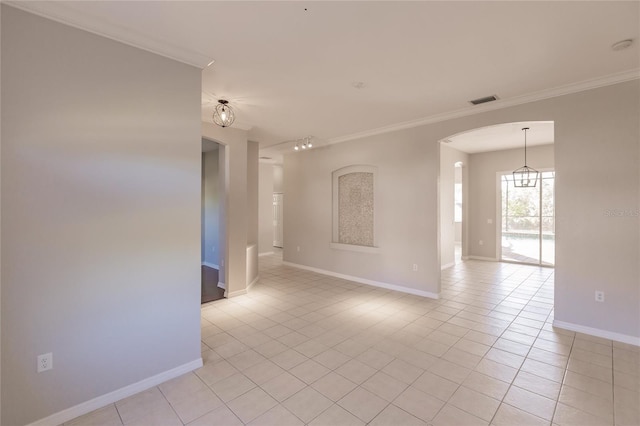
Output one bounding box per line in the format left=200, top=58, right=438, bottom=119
left=338, top=172, right=374, bottom=246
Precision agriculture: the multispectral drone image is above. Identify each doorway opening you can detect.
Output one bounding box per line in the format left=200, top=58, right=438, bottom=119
left=500, top=170, right=555, bottom=266
left=201, top=138, right=227, bottom=303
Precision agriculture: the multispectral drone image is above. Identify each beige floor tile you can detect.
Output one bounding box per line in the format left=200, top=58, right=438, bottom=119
left=462, top=371, right=510, bottom=400
left=412, top=371, right=460, bottom=401
left=514, top=370, right=562, bottom=400
left=431, top=403, right=488, bottom=426
left=393, top=386, right=445, bottom=421
left=115, top=388, right=168, bottom=424
left=271, top=349, right=308, bottom=370
left=226, top=387, right=278, bottom=424
left=567, top=358, right=613, bottom=383
left=313, top=349, right=352, bottom=370
left=283, top=387, right=333, bottom=423
left=613, top=370, right=640, bottom=393
left=369, top=404, right=427, bottom=426
left=308, top=404, right=365, bottom=426
left=336, top=359, right=378, bottom=384
left=65, top=405, right=123, bottom=426
left=464, top=330, right=499, bottom=346
left=209, top=372, right=256, bottom=403
left=429, top=358, right=472, bottom=384
left=563, top=370, right=613, bottom=401
left=474, top=358, right=518, bottom=383
left=188, top=405, right=244, bottom=426
left=492, top=338, right=531, bottom=356
left=243, top=360, right=286, bottom=385
left=312, top=371, right=358, bottom=402
left=485, top=347, right=525, bottom=369
left=338, top=386, right=389, bottom=423
left=504, top=386, right=556, bottom=420
left=521, top=358, right=566, bottom=383
left=615, top=405, right=640, bottom=426
left=246, top=404, right=304, bottom=426
left=289, top=359, right=330, bottom=384
left=443, top=347, right=483, bottom=369
left=553, top=402, right=610, bottom=426
left=614, top=385, right=640, bottom=412
left=293, top=339, right=328, bottom=358
left=413, top=338, right=450, bottom=357
left=448, top=386, right=500, bottom=421
left=559, top=384, right=613, bottom=422
left=195, top=360, right=239, bottom=386
left=169, top=387, right=223, bottom=424
left=261, top=372, right=307, bottom=402
left=120, top=399, right=182, bottom=426
left=528, top=347, right=569, bottom=368
left=362, top=371, right=408, bottom=401
left=492, top=403, right=549, bottom=426
left=382, top=358, right=425, bottom=384
left=356, top=348, right=395, bottom=370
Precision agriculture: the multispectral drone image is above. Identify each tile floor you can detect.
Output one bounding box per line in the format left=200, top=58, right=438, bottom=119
left=66, top=254, right=639, bottom=425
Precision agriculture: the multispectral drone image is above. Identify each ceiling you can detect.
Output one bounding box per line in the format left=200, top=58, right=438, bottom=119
left=10, top=1, right=639, bottom=156
left=445, top=121, right=554, bottom=154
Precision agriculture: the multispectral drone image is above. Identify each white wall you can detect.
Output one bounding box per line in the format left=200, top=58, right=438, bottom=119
left=258, top=163, right=275, bottom=254
left=273, top=164, right=284, bottom=193
left=1, top=6, right=202, bottom=425
left=201, top=123, right=254, bottom=297
left=284, top=128, right=441, bottom=298
left=440, top=144, right=468, bottom=268
left=201, top=149, right=220, bottom=267
left=284, top=80, right=639, bottom=342
left=468, top=144, right=554, bottom=260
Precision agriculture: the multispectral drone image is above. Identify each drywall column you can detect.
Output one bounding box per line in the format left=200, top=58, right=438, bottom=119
left=246, top=142, right=259, bottom=286
left=439, top=144, right=468, bottom=269
left=1, top=6, right=202, bottom=425
left=202, top=123, right=249, bottom=297
left=217, top=145, right=227, bottom=286
left=258, top=163, right=275, bottom=254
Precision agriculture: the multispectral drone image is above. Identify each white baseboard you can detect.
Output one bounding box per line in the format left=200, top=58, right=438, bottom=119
left=467, top=255, right=499, bottom=262
left=27, top=358, right=203, bottom=426
left=258, top=252, right=274, bottom=257
left=247, top=275, right=260, bottom=290
left=461, top=256, right=470, bottom=260
left=282, top=261, right=439, bottom=299
left=553, top=320, right=640, bottom=346
left=227, top=289, right=247, bottom=298
left=202, top=262, right=219, bottom=269
left=217, top=281, right=226, bottom=290
left=441, top=262, right=455, bottom=270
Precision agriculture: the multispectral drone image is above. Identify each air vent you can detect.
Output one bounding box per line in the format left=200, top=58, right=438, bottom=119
left=259, top=156, right=272, bottom=160
left=469, top=95, right=499, bottom=105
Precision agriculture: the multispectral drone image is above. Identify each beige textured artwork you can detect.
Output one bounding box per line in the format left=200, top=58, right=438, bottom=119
left=338, top=172, right=374, bottom=246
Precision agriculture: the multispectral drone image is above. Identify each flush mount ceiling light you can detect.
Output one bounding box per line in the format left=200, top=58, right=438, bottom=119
left=212, top=99, right=235, bottom=128
left=294, top=136, right=313, bottom=151
left=513, top=127, right=539, bottom=188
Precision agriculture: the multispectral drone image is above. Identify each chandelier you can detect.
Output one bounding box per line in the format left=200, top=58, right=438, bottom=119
left=212, top=100, right=235, bottom=128
left=513, top=127, right=539, bottom=187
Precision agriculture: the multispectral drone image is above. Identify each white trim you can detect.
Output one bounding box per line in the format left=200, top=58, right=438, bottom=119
left=283, top=261, right=439, bottom=299
left=227, top=289, right=247, bottom=298
left=202, top=262, right=219, bottom=270
left=26, top=358, right=203, bottom=426
left=217, top=281, right=226, bottom=290
left=327, top=70, right=640, bottom=145
left=5, top=1, right=214, bottom=69
left=329, top=242, right=381, bottom=254
left=247, top=275, right=260, bottom=290
left=553, top=320, right=640, bottom=347
left=461, top=256, right=471, bottom=260
left=467, top=255, right=499, bottom=262
left=259, top=251, right=274, bottom=257
left=441, top=262, right=455, bottom=270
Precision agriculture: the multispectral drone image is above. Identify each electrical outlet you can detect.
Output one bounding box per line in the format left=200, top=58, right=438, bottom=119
left=412, top=264, right=418, bottom=272
left=37, top=352, right=53, bottom=373
left=296, top=246, right=300, bottom=252
left=479, top=240, right=484, bottom=246
left=487, top=219, right=493, bottom=224
left=595, top=291, right=605, bottom=302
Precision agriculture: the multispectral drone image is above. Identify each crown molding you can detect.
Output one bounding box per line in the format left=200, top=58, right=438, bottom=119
left=327, top=69, right=640, bottom=145
left=5, top=1, right=214, bottom=69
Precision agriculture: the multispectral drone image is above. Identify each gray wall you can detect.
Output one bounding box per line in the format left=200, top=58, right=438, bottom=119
left=1, top=6, right=202, bottom=425
left=202, top=149, right=220, bottom=266
left=284, top=80, right=639, bottom=341
left=440, top=144, right=468, bottom=268
left=259, top=163, right=275, bottom=254
left=468, top=144, right=554, bottom=260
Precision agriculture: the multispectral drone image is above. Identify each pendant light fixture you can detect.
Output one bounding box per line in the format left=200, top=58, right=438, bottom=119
left=513, top=127, right=539, bottom=187
left=212, top=99, right=235, bottom=128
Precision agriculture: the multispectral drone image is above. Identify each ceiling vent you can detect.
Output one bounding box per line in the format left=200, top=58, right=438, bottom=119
left=469, top=95, right=499, bottom=106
